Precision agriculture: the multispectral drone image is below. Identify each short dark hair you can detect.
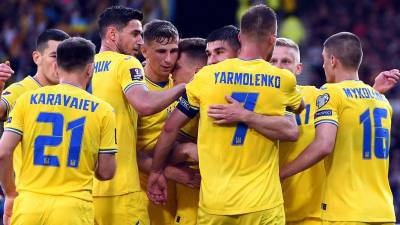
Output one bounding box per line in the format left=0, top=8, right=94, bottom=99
left=98, top=6, right=143, bottom=38
left=324, top=32, right=363, bottom=70
left=206, top=25, right=240, bottom=52
left=179, top=38, right=207, bottom=65
left=143, top=20, right=179, bottom=45
left=57, top=37, right=96, bottom=72
left=36, top=29, right=70, bottom=52
left=240, top=5, right=277, bottom=40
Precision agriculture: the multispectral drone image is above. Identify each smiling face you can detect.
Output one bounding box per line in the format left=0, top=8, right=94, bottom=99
left=206, top=40, right=238, bottom=65
left=116, top=19, right=144, bottom=56
left=142, top=39, right=179, bottom=78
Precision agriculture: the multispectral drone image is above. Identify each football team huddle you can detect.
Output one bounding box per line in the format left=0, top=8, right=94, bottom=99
left=0, top=4, right=399, bottom=225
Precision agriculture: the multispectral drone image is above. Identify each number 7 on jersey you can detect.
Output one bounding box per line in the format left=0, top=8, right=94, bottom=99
left=231, top=92, right=259, bottom=145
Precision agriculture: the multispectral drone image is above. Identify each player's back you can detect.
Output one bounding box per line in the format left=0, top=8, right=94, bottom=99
left=315, top=80, right=395, bottom=222
left=91, top=51, right=144, bottom=196
left=8, top=84, right=115, bottom=201
left=184, top=58, right=302, bottom=215
left=279, top=85, right=325, bottom=221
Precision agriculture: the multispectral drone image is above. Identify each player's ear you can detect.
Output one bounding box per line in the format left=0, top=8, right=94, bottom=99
left=32, top=50, right=41, bottom=65
left=330, top=55, right=337, bottom=68
left=86, top=63, right=94, bottom=78
left=141, top=44, right=148, bottom=59
left=295, top=63, right=303, bottom=75
left=106, top=26, right=118, bottom=42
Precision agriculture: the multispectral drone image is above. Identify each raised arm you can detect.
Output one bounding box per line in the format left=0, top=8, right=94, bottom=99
left=208, top=95, right=299, bottom=141
left=373, top=69, right=400, bottom=94
left=125, top=83, right=185, bottom=116
left=0, top=62, right=14, bottom=121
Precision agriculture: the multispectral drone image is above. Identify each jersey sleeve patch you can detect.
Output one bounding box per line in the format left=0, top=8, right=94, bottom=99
left=129, top=68, right=144, bottom=81
left=316, top=93, right=330, bottom=109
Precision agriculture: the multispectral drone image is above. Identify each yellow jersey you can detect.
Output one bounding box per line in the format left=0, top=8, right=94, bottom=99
left=315, top=80, right=395, bottom=222
left=137, top=76, right=175, bottom=152
left=279, top=85, right=325, bottom=221
left=177, top=58, right=303, bottom=215
left=1, top=76, right=42, bottom=186
left=91, top=51, right=145, bottom=196
left=4, top=84, right=117, bottom=202
left=179, top=115, right=199, bottom=141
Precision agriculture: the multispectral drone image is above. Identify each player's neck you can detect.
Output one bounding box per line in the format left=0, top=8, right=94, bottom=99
left=335, top=69, right=359, bottom=82
left=144, top=64, right=169, bottom=83
left=238, top=43, right=266, bottom=60
left=33, top=71, right=51, bottom=86
left=99, top=41, right=117, bottom=53
left=58, top=72, right=87, bottom=89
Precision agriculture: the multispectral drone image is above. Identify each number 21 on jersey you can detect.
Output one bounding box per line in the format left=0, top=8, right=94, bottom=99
left=34, top=112, right=85, bottom=168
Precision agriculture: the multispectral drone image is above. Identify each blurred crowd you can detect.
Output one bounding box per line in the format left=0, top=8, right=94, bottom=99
left=0, top=0, right=399, bottom=222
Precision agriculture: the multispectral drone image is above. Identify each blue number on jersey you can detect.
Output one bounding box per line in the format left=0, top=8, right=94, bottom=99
left=231, top=92, right=259, bottom=145
left=359, top=108, right=389, bottom=159
left=295, top=104, right=310, bottom=125
left=34, top=112, right=86, bottom=167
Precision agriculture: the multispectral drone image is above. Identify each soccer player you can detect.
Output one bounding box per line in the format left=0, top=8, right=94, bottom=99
left=0, top=37, right=117, bottom=225
left=205, top=25, right=240, bottom=65
left=171, top=38, right=208, bottom=225
left=136, top=19, right=186, bottom=225
left=92, top=6, right=185, bottom=225
left=280, top=32, right=396, bottom=224
left=208, top=37, right=400, bottom=224
left=148, top=5, right=304, bottom=225
left=0, top=29, right=70, bottom=185
left=0, top=29, right=70, bottom=121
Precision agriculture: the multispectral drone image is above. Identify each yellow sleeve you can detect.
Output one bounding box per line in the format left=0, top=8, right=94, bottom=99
left=176, top=70, right=205, bottom=118
left=314, top=84, right=340, bottom=127
left=4, top=93, right=27, bottom=135
left=99, top=105, right=118, bottom=154
left=284, top=71, right=303, bottom=111
left=1, top=83, right=26, bottom=117
left=117, top=57, right=146, bottom=93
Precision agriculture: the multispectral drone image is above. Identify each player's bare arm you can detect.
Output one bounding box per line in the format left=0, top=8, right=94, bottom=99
left=137, top=148, right=200, bottom=188
left=168, top=142, right=198, bottom=165
left=208, top=95, right=300, bottom=141
left=0, top=62, right=15, bottom=121
left=125, top=83, right=185, bottom=116
left=147, top=108, right=191, bottom=204
left=0, top=131, right=21, bottom=225
left=95, top=153, right=116, bottom=180
left=280, top=123, right=337, bottom=180
left=373, top=69, right=400, bottom=94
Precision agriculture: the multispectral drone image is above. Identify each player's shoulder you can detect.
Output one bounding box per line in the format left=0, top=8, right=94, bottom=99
left=95, top=51, right=142, bottom=69
left=298, top=85, right=320, bottom=94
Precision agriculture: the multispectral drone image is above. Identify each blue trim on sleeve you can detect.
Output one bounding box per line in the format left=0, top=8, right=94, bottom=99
left=315, top=119, right=338, bottom=128
left=4, top=128, right=23, bottom=136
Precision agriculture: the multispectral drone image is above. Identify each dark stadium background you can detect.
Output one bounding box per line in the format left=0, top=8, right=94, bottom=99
left=0, top=0, right=399, bottom=223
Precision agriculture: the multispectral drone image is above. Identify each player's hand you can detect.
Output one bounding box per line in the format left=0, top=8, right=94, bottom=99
left=0, top=61, right=14, bottom=84
left=147, top=171, right=167, bottom=205
left=373, top=69, right=400, bottom=94
left=3, top=193, right=16, bottom=225
left=164, top=165, right=201, bottom=189
left=208, top=95, right=248, bottom=124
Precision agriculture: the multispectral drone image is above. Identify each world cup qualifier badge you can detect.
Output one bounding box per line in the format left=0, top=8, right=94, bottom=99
left=316, top=93, right=330, bottom=109
left=130, top=68, right=144, bottom=81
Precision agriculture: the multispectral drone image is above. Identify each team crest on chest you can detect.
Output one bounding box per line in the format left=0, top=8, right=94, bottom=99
left=316, top=93, right=330, bottom=109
